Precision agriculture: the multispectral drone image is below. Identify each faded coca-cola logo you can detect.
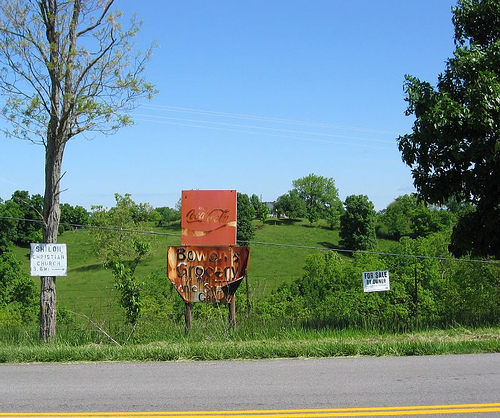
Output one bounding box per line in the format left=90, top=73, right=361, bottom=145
left=185, top=208, right=230, bottom=224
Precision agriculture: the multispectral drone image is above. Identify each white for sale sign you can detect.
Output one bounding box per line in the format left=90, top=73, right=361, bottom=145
left=363, top=270, right=390, bottom=292
left=30, top=243, right=67, bottom=276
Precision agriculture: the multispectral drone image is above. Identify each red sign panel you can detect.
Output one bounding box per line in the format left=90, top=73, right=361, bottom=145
left=181, top=190, right=237, bottom=246
left=167, top=246, right=250, bottom=303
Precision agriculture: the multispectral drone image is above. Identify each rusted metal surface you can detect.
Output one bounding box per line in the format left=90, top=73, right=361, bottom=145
left=181, top=190, right=237, bottom=246
left=167, top=246, right=250, bottom=303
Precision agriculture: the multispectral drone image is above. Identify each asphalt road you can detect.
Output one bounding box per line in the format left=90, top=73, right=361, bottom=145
left=0, top=353, right=499, bottom=413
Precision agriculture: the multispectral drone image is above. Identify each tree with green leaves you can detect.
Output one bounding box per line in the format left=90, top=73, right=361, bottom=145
left=292, top=173, right=342, bottom=226
left=90, top=193, right=152, bottom=327
left=91, top=193, right=153, bottom=266
left=250, top=194, right=270, bottom=224
left=275, top=189, right=306, bottom=220
left=111, top=238, right=149, bottom=327
left=378, top=194, right=455, bottom=240
left=0, top=251, right=38, bottom=324
left=397, top=0, right=500, bottom=259
left=60, top=203, right=89, bottom=232
left=0, top=0, right=156, bottom=340
left=0, top=191, right=43, bottom=251
left=155, top=206, right=181, bottom=226
left=340, top=194, right=377, bottom=251
left=236, top=192, right=255, bottom=244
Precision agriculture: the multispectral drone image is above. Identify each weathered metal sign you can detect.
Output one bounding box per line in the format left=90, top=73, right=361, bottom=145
left=363, top=270, right=390, bottom=292
left=167, top=246, right=250, bottom=303
left=30, top=243, right=67, bottom=276
left=181, top=190, right=237, bottom=246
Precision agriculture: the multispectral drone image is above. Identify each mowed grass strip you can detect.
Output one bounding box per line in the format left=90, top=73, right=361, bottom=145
left=0, top=327, right=498, bottom=363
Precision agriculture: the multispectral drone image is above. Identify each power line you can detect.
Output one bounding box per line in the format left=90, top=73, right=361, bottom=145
left=133, top=114, right=395, bottom=147
left=134, top=117, right=395, bottom=150
left=137, top=104, right=400, bottom=136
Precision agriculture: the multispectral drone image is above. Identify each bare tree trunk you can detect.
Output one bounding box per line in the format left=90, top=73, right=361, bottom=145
left=40, top=276, right=57, bottom=341
left=39, top=136, right=65, bottom=342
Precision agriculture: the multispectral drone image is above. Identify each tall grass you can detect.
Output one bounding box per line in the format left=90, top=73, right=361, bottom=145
left=0, top=318, right=498, bottom=363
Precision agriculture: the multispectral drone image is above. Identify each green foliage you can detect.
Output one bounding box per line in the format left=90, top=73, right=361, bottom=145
left=257, top=231, right=500, bottom=329
left=237, top=193, right=255, bottom=244
left=292, top=174, right=342, bottom=226
left=0, top=251, right=37, bottom=323
left=110, top=237, right=151, bottom=326
left=90, top=194, right=155, bottom=326
left=155, top=206, right=181, bottom=225
left=0, top=191, right=43, bottom=250
left=377, top=194, right=456, bottom=240
left=275, top=189, right=307, bottom=219
left=90, top=193, right=155, bottom=265
left=60, top=203, right=89, bottom=232
left=397, top=0, right=500, bottom=258
left=111, top=261, right=143, bottom=326
left=340, top=195, right=377, bottom=251
left=251, top=194, right=270, bottom=224
left=0, top=1, right=157, bottom=144
left=140, top=269, right=183, bottom=324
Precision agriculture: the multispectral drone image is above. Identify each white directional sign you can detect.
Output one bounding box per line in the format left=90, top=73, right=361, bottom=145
left=30, top=243, right=67, bottom=276
left=363, top=270, right=390, bottom=292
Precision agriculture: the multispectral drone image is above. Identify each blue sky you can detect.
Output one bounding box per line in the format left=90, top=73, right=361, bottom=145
left=0, top=0, right=458, bottom=211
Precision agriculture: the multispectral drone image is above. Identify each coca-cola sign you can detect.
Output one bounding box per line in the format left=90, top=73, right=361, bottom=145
left=181, top=190, right=237, bottom=246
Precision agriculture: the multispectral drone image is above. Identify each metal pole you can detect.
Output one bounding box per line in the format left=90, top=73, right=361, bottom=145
left=414, top=263, right=419, bottom=329
left=228, top=293, right=236, bottom=328
left=245, top=273, right=251, bottom=317
left=184, top=302, right=192, bottom=333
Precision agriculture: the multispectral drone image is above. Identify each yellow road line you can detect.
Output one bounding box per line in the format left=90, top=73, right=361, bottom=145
left=1, top=403, right=499, bottom=417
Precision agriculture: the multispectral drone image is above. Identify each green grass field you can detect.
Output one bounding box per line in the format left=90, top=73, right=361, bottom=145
left=11, top=218, right=352, bottom=320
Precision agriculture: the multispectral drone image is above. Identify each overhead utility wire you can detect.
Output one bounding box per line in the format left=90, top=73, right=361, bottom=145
left=138, top=104, right=400, bottom=136
left=133, top=114, right=395, bottom=145
left=3, top=215, right=500, bottom=266
left=134, top=118, right=395, bottom=151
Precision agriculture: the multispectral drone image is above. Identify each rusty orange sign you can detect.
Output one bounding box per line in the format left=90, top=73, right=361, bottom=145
left=167, top=246, right=250, bottom=303
left=181, top=190, right=237, bottom=246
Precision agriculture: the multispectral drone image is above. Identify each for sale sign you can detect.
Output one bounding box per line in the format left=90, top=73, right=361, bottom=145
left=30, top=243, right=67, bottom=276
left=363, top=270, right=390, bottom=292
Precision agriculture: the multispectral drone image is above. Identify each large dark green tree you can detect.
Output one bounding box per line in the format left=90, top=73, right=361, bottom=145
left=340, top=195, right=377, bottom=251
left=398, top=0, right=500, bottom=259
left=236, top=192, right=255, bottom=244
left=0, top=0, right=156, bottom=341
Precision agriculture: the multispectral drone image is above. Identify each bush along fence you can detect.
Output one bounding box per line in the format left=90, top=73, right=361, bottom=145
left=254, top=249, right=500, bottom=330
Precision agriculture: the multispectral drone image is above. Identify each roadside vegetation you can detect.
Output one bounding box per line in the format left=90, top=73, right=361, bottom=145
left=0, top=185, right=499, bottom=363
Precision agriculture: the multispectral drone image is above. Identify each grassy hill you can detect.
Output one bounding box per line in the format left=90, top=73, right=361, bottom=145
left=11, top=218, right=357, bottom=321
